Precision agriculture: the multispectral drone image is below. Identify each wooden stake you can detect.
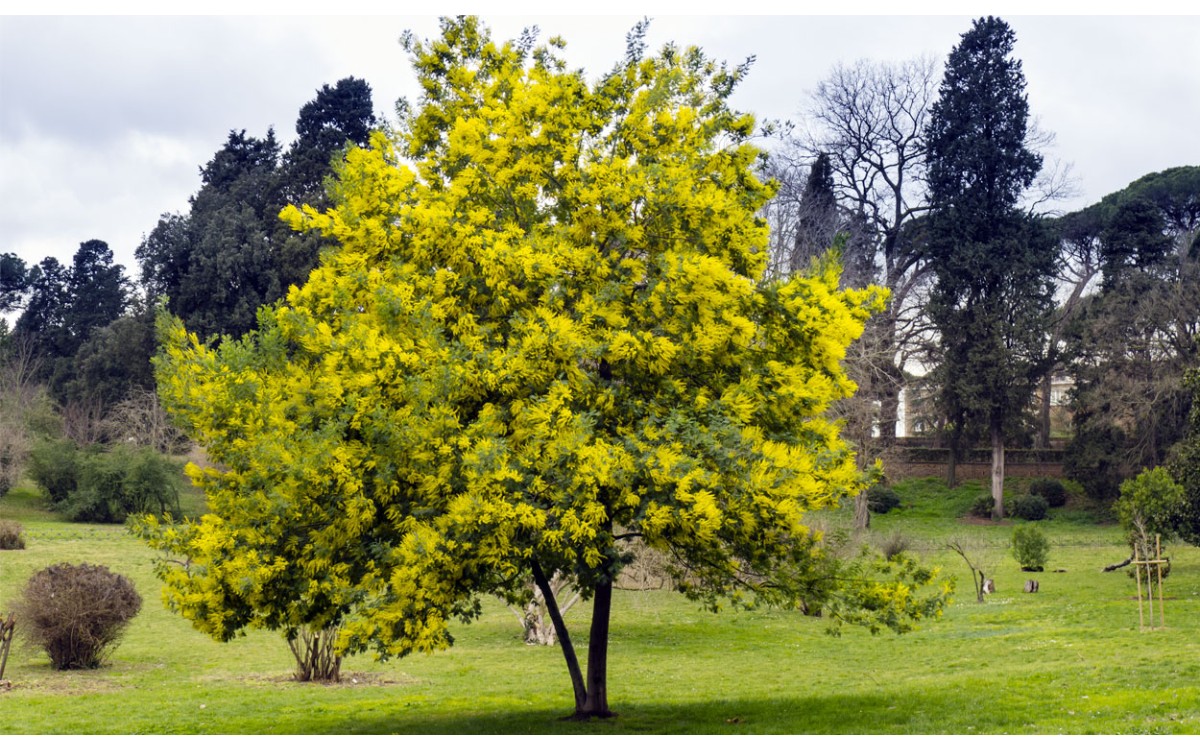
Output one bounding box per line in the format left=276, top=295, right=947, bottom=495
left=1156, top=534, right=1165, bottom=628
left=1134, top=546, right=1145, bottom=630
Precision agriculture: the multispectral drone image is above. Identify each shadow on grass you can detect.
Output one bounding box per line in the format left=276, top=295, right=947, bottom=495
left=315, top=690, right=1002, bottom=734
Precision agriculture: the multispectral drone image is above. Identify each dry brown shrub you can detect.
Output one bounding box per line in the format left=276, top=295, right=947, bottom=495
left=15, top=563, right=142, bottom=669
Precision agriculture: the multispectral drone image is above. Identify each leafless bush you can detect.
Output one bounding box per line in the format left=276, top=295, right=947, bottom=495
left=0, top=422, right=28, bottom=498
left=60, top=394, right=112, bottom=446
left=877, top=530, right=911, bottom=561
left=15, top=563, right=142, bottom=669
left=0, top=520, right=25, bottom=550
left=106, top=387, right=190, bottom=454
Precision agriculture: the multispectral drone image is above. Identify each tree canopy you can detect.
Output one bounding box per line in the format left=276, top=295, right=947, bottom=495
left=1063, top=167, right=1200, bottom=502
left=139, top=17, right=947, bottom=718
left=135, top=79, right=378, bottom=340
left=923, top=16, right=1056, bottom=512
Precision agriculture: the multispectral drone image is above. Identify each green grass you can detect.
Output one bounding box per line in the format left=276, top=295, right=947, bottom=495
left=2, top=475, right=1199, bottom=733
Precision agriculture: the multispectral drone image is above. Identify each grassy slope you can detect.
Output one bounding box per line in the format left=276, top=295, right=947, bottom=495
left=2, top=476, right=1199, bottom=734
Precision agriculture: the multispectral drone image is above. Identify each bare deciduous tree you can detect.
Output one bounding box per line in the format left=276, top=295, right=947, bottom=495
left=107, top=387, right=189, bottom=455
left=509, top=572, right=580, bottom=646
left=947, top=538, right=999, bottom=603
left=801, top=56, right=940, bottom=440
left=765, top=57, right=940, bottom=528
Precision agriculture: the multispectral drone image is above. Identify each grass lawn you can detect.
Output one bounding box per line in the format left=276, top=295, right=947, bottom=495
left=2, top=475, right=1199, bottom=734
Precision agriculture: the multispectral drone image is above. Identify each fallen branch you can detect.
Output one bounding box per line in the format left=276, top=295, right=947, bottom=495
left=1102, top=556, right=1132, bottom=572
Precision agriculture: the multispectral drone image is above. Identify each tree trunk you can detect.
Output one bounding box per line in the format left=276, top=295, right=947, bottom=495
left=853, top=489, right=870, bottom=530
left=532, top=560, right=587, bottom=714
left=578, top=579, right=614, bottom=719
left=878, top=370, right=901, bottom=445
left=991, top=422, right=1005, bottom=520
left=521, top=600, right=558, bottom=645
left=945, top=435, right=959, bottom=488
left=287, top=624, right=342, bottom=682
left=1036, top=371, right=1052, bottom=449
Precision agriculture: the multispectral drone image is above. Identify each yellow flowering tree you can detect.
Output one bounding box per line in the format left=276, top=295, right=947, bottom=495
left=139, top=18, right=947, bottom=717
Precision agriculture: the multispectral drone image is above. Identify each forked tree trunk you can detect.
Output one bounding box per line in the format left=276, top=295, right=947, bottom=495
left=521, top=601, right=558, bottom=645
left=991, top=422, right=1006, bottom=520
left=532, top=559, right=614, bottom=719
left=287, top=624, right=342, bottom=682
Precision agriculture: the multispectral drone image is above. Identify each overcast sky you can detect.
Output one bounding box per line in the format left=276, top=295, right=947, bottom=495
left=3, top=14, right=1199, bottom=281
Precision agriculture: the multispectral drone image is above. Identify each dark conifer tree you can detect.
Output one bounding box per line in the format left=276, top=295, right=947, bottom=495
left=923, top=17, right=1056, bottom=515
left=0, top=253, right=30, bottom=314
left=135, top=80, right=376, bottom=340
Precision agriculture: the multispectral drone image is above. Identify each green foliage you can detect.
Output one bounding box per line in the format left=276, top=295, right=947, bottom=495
left=67, top=447, right=182, bottom=524
left=27, top=438, right=83, bottom=506
left=1064, top=421, right=1126, bottom=504
left=1114, top=467, right=1186, bottom=543
left=137, top=81, right=377, bottom=341
left=66, top=309, right=158, bottom=409
left=15, top=562, right=142, bottom=669
left=970, top=494, right=996, bottom=518
left=1029, top=478, right=1067, bottom=508
left=14, top=242, right=129, bottom=388
left=283, top=77, right=377, bottom=207
left=138, top=17, right=944, bottom=718
left=28, top=439, right=180, bottom=523
left=1062, top=168, right=1200, bottom=504
left=923, top=17, right=1056, bottom=500
left=1010, top=494, right=1048, bottom=521
left=866, top=484, right=901, bottom=514
left=0, top=252, right=30, bottom=313
left=1010, top=525, right=1049, bottom=571
left=0, top=519, right=25, bottom=549
left=1172, top=365, right=1200, bottom=546
left=13, top=257, right=73, bottom=361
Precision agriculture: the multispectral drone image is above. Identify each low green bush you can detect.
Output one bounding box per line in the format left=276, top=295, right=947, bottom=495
left=1011, top=525, right=1049, bottom=571
left=27, top=438, right=83, bottom=506
left=1029, top=478, right=1067, bottom=508
left=970, top=494, right=996, bottom=518
left=866, top=485, right=901, bottom=514
left=1010, top=494, right=1048, bottom=521
left=28, top=440, right=181, bottom=523
left=63, top=447, right=182, bottom=523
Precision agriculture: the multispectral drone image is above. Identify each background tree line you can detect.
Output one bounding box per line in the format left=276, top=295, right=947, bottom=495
left=3, top=20, right=1198, bottom=533
left=762, top=17, right=1199, bottom=526
left=0, top=77, right=376, bottom=495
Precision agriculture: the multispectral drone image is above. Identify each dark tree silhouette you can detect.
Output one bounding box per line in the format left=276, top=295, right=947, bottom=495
left=923, top=17, right=1056, bottom=513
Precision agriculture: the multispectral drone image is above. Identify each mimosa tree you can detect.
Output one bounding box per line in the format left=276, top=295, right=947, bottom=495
left=139, top=18, right=947, bottom=718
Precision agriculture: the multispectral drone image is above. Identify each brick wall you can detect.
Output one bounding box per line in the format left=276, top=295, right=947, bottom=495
left=880, top=440, right=1065, bottom=481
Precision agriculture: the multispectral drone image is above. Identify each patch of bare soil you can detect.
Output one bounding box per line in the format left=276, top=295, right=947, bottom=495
left=254, top=671, right=422, bottom=688
left=1, top=671, right=121, bottom=696
left=960, top=516, right=1011, bottom=526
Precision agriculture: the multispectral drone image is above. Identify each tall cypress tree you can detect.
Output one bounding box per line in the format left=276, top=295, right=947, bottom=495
left=924, top=17, right=1056, bottom=516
